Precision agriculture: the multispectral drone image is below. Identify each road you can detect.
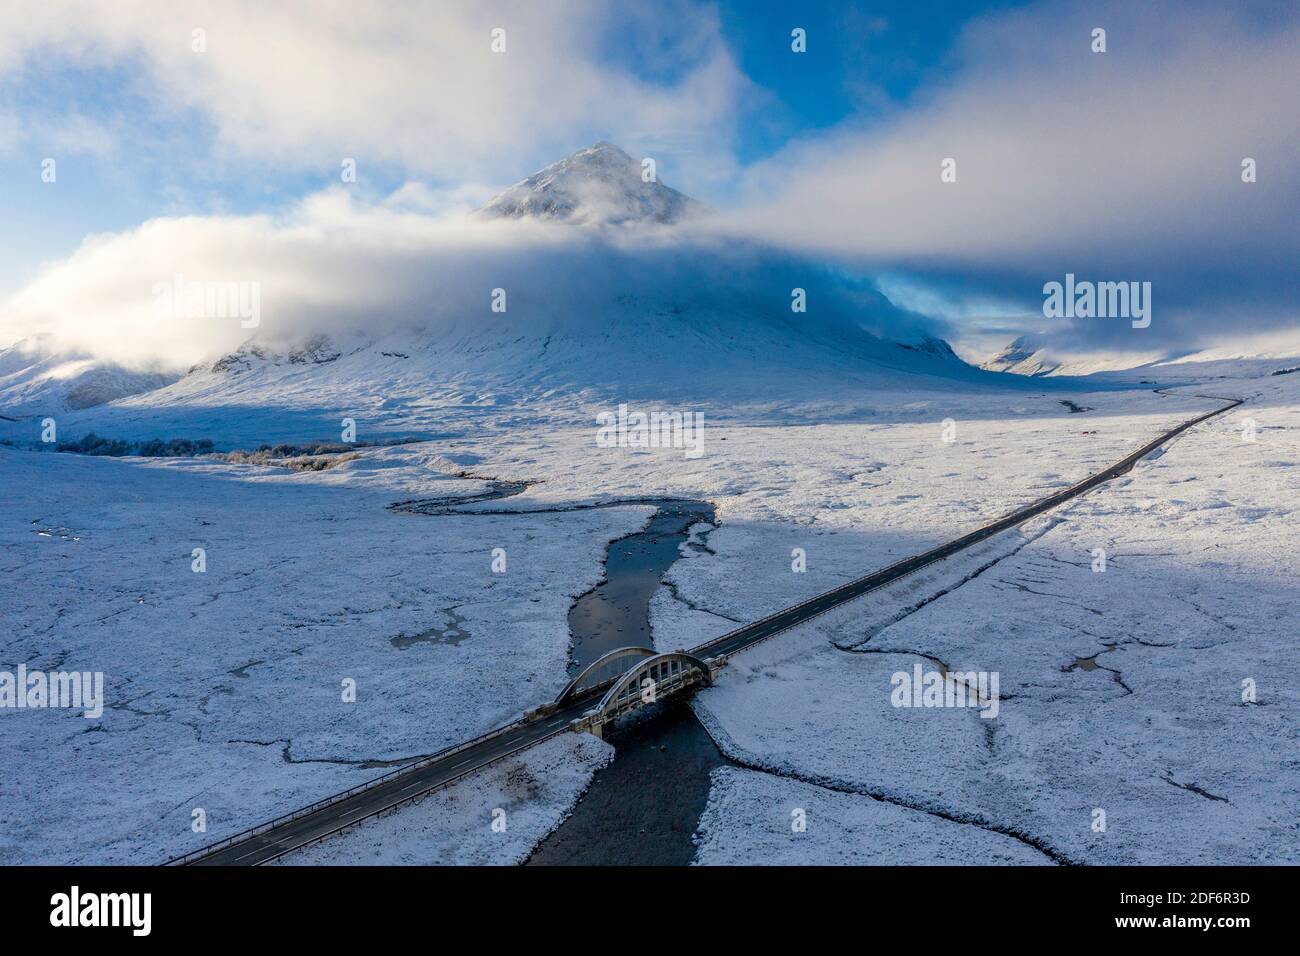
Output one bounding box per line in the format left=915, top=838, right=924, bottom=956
left=173, top=393, right=1242, bottom=865
left=695, top=393, right=1244, bottom=659
left=181, top=705, right=592, bottom=865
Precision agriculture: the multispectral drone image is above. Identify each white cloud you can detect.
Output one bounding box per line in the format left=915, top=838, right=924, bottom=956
left=726, top=1, right=1300, bottom=345
left=0, top=186, right=942, bottom=371
left=0, top=0, right=751, bottom=183
left=0, top=193, right=528, bottom=366
left=2, top=0, right=1294, bottom=364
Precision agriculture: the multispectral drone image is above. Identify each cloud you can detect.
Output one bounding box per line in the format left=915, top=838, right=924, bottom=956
left=2, top=0, right=1294, bottom=366
left=0, top=0, right=752, bottom=184
left=1, top=188, right=943, bottom=371
left=727, top=0, right=1300, bottom=350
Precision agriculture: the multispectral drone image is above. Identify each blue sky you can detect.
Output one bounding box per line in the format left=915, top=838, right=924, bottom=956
left=713, top=0, right=1013, bottom=162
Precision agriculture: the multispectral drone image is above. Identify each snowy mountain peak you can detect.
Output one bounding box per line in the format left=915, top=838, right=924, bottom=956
left=980, top=335, right=1061, bottom=377
left=476, top=142, right=705, bottom=226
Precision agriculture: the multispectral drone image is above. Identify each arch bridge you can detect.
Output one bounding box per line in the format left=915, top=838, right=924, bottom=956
left=525, top=645, right=726, bottom=738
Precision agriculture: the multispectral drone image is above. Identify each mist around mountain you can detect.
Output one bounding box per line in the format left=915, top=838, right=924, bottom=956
left=0, top=335, right=175, bottom=415
left=1, top=143, right=1023, bottom=434
left=10, top=141, right=1295, bottom=438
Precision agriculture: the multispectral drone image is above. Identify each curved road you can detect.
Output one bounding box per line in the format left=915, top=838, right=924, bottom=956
left=172, top=392, right=1243, bottom=866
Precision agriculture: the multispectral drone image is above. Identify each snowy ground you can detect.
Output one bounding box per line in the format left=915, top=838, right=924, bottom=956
left=694, top=767, right=1050, bottom=865
left=268, top=734, right=613, bottom=865
left=677, top=374, right=1299, bottom=865
left=2, top=370, right=1294, bottom=864
left=0, top=445, right=640, bottom=863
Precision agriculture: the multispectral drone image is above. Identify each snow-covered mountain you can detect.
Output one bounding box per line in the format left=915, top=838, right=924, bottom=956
left=978, top=335, right=1173, bottom=377
left=981, top=328, right=1300, bottom=379
left=476, top=142, right=705, bottom=225
left=1, top=144, right=1054, bottom=446
left=78, top=291, right=996, bottom=446
left=0, top=336, right=176, bottom=416
left=980, top=335, right=1060, bottom=377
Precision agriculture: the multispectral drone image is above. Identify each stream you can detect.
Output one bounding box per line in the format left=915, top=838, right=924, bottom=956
left=395, top=479, right=731, bottom=864
left=566, top=499, right=715, bottom=669
left=531, top=498, right=728, bottom=865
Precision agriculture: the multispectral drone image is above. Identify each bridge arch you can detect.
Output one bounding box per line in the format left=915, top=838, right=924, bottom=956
left=593, top=651, right=715, bottom=722
left=552, top=646, right=658, bottom=710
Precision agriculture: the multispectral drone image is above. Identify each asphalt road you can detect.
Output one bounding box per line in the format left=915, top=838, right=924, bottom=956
left=175, top=393, right=1241, bottom=866
left=696, top=394, right=1244, bottom=660
left=183, top=705, right=591, bottom=865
